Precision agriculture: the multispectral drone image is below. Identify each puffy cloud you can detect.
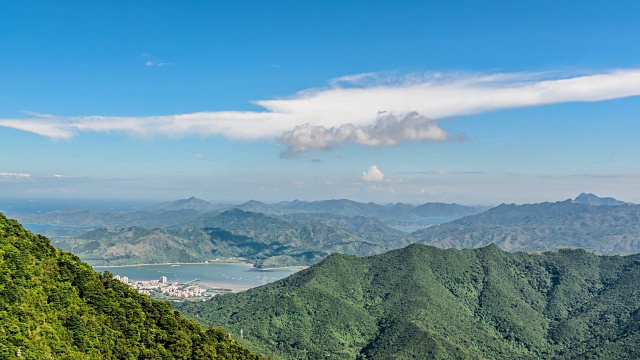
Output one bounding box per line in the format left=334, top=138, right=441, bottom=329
left=278, top=112, right=451, bottom=157
left=362, top=166, right=385, bottom=182
left=2, top=68, right=640, bottom=149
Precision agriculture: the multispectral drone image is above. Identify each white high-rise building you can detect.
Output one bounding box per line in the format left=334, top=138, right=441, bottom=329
left=160, top=276, right=168, bottom=284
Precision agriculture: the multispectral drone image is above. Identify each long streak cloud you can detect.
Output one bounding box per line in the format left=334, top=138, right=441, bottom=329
left=2, top=69, right=640, bottom=152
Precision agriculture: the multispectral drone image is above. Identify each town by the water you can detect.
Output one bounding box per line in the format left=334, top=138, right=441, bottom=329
left=113, top=274, right=233, bottom=301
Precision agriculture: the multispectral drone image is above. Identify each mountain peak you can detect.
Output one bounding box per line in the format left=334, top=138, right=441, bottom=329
left=146, top=197, right=217, bottom=212
left=574, top=193, right=626, bottom=206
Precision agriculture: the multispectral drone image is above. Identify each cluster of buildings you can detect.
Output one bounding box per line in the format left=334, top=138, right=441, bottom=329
left=113, top=274, right=216, bottom=300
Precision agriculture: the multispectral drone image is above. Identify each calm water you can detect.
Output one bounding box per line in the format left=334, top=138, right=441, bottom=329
left=93, top=263, right=299, bottom=290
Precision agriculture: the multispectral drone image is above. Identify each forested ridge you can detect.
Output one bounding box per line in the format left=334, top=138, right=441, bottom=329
left=411, top=200, right=640, bottom=255
left=179, top=243, right=640, bottom=359
left=0, top=213, right=265, bottom=359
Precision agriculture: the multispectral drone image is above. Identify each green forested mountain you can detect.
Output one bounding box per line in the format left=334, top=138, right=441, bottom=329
left=178, top=243, right=640, bottom=359
left=282, top=213, right=405, bottom=242
left=0, top=213, right=264, bottom=359
left=60, top=209, right=409, bottom=267
left=410, top=200, right=640, bottom=255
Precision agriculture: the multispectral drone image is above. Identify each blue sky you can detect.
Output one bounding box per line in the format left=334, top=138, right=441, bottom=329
left=1, top=0, right=639, bottom=204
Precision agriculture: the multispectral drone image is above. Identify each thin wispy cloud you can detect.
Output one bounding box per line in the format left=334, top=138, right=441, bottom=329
left=139, top=53, right=171, bottom=67
left=398, top=170, right=485, bottom=176
left=2, top=68, right=640, bottom=154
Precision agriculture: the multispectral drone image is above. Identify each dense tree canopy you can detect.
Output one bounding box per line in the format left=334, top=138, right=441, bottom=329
left=179, top=243, right=640, bottom=359
left=0, top=213, right=265, bottom=359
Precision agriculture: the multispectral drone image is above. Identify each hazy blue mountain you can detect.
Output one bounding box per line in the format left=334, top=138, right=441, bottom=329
left=574, top=193, right=628, bottom=206
left=273, top=199, right=488, bottom=223
left=234, top=200, right=291, bottom=215
left=412, top=202, right=491, bottom=217
left=409, top=200, right=640, bottom=255
left=179, top=243, right=640, bottom=359
left=145, top=196, right=230, bottom=212
left=8, top=197, right=489, bottom=232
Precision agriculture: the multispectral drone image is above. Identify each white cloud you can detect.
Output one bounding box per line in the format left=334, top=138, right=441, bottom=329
left=278, top=112, right=452, bottom=157
left=53, top=174, right=65, bottom=178
left=0, top=172, right=31, bottom=179
left=2, top=68, right=640, bottom=149
left=362, top=166, right=385, bottom=182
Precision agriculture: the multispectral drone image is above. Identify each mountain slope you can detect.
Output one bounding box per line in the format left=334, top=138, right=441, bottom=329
left=409, top=200, right=640, bottom=254
left=282, top=213, right=405, bottom=242
left=0, top=213, right=263, bottom=359
left=178, top=243, right=640, bottom=359
left=63, top=209, right=409, bottom=267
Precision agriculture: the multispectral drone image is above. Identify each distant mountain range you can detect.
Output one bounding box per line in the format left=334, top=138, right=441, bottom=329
left=6, top=197, right=491, bottom=228
left=62, top=209, right=410, bottom=267
left=410, top=199, right=640, bottom=255
left=178, top=243, right=640, bottom=359
left=9, top=194, right=640, bottom=269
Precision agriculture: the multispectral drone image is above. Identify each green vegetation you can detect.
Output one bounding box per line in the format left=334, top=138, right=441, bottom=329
left=411, top=200, right=640, bottom=255
left=59, top=209, right=409, bottom=268
left=0, top=213, right=264, bottom=359
left=178, top=243, right=640, bottom=359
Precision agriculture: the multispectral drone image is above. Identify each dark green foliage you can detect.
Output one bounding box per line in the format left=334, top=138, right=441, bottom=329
left=0, top=213, right=265, bottom=359
left=179, top=243, right=640, bottom=359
